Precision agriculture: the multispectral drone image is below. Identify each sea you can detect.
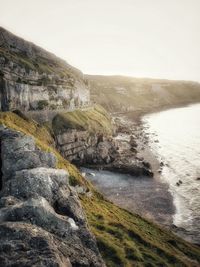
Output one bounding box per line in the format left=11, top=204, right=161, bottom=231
left=83, top=103, right=200, bottom=244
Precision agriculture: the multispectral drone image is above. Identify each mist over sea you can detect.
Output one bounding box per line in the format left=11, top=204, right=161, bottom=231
left=143, top=104, right=200, bottom=243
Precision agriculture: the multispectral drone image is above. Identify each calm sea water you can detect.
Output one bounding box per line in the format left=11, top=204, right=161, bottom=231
left=143, top=104, right=200, bottom=241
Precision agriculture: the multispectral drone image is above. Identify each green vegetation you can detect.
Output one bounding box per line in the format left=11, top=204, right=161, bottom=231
left=0, top=48, right=36, bottom=73
left=37, top=100, right=49, bottom=110
left=87, top=75, right=200, bottom=113
left=52, top=105, right=113, bottom=135
left=0, top=43, right=81, bottom=79
left=0, top=112, right=54, bottom=147
left=0, top=111, right=89, bottom=188
left=69, top=175, right=80, bottom=187
left=81, top=195, right=200, bottom=266
left=0, top=111, right=200, bottom=267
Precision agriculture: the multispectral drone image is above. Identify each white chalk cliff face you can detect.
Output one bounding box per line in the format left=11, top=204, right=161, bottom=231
left=0, top=27, right=90, bottom=112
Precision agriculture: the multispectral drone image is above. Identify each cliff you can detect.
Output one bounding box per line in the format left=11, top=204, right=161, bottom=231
left=0, top=25, right=127, bottom=171
left=51, top=106, right=151, bottom=176
left=0, top=112, right=200, bottom=266
left=52, top=105, right=118, bottom=164
left=0, top=27, right=90, bottom=113
left=87, top=75, right=200, bottom=113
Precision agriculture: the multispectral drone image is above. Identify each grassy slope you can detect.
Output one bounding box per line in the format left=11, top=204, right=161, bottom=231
left=0, top=46, right=63, bottom=76
left=0, top=27, right=84, bottom=82
left=52, top=105, right=113, bottom=135
left=0, top=112, right=200, bottom=267
left=87, top=75, right=200, bottom=113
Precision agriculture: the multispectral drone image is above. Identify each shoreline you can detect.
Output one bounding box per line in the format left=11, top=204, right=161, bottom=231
left=88, top=101, right=200, bottom=244
left=130, top=102, right=200, bottom=245
left=82, top=167, right=175, bottom=227
left=81, top=105, right=178, bottom=227
left=129, top=119, right=162, bottom=180
left=117, top=100, right=200, bottom=180
left=76, top=101, right=200, bottom=244
left=117, top=99, right=200, bottom=122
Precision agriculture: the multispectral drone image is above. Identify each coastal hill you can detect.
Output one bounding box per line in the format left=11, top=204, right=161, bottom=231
left=87, top=75, right=200, bottom=113
left=0, top=27, right=90, bottom=112
left=0, top=27, right=200, bottom=266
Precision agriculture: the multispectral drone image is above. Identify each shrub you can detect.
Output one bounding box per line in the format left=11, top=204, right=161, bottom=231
left=69, top=175, right=80, bottom=186
left=37, top=100, right=49, bottom=110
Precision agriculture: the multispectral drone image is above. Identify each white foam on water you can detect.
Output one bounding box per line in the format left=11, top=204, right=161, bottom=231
left=143, top=103, right=200, bottom=237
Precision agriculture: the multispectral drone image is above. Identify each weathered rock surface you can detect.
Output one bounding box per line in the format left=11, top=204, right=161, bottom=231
left=0, top=27, right=147, bottom=177
left=56, top=129, right=119, bottom=166
left=55, top=123, right=153, bottom=176
left=0, top=27, right=90, bottom=120
left=0, top=125, right=105, bottom=267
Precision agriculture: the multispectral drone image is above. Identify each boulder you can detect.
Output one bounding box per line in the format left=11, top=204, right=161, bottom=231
left=0, top=127, right=105, bottom=267
left=0, top=222, right=72, bottom=267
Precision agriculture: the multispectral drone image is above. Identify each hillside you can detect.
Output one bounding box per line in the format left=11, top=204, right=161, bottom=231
left=87, top=75, right=200, bottom=113
left=0, top=111, right=200, bottom=266
left=1, top=27, right=200, bottom=266
left=52, top=105, right=112, bottom=136
left=0, top=27, right=90, bottom=112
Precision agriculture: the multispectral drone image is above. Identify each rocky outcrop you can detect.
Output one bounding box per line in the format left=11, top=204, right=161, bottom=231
left=52, top=108, right=153, bottom=176
left=0, top=125, right=105, bottom=267
left=51, top=106, right=119, bottom=166
left=55, top=124, right=153, bottom=176
left=0, top=27, right=90, bottom=116
left=56, top=129, right=118, bottom=165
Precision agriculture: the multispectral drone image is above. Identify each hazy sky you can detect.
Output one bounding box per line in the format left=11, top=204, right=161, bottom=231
left=0, top=0, right=200, bottom=81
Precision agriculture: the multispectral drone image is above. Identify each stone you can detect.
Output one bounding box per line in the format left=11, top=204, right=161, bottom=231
left=130, top=135, right=137, bottom=148
left=0, top=126, right=105, bottom=267
left=75, top=185, right=86, bottom=195
left=54, top=119, right=119, bottom=165
left=0, top=222, right=72, bottom=267
left=160, top=161, right=164, bottom=167
left=142, top=160, right=151, bottom=169
left=1, top=130, right=57, bottom=180
left=2, top=167, right=69, bottom=204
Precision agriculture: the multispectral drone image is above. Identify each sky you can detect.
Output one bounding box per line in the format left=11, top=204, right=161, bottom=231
left=0, top=0, right=200, bottom=82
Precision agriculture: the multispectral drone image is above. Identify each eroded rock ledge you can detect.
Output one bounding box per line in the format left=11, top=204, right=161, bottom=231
left=0, top=125, right=105, bottom=267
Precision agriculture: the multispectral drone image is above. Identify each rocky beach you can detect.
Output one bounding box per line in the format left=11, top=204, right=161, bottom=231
left=82, top=112, right=175, bottom=226
left=84, top=104, right=200, bottom=245
left=1, top=26, right=200, bottom=266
